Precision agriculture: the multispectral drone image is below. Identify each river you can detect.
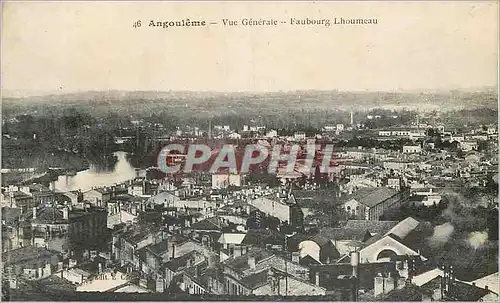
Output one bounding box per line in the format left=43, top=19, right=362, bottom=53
left=54, top=151, right=137, bottom=192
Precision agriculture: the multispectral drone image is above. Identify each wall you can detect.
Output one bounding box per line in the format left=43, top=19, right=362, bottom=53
left=249, top=197, right=290, bottom=223
left=253, top=275, right=326, bottom=296
left=298, top=240, right=320, bottom=263
left=359, top=236, right=420, bottom=263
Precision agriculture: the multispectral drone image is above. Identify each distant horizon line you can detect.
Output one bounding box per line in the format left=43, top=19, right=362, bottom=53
left=2, top=86, right=498, bottom=98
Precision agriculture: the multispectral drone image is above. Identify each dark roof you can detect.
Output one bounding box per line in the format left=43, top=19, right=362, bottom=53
left=28, top=184, right=51, bottom=192
left=379, top=283, right=425, bottom=301
left=183, top=260, right=210, bottom=288
left=348, top=187, right=398, bottom=207
left=310, top=262, right=397, bottom=291
left=190, top=217, right=228, bottom=231
left=300, top=255, right=322, bottom=267
left=420, top=276, right=491, bottom=301
left=395, top=221, right=433, bottom=253
left=344, top=220, right=399, bottom=237
left=164, top=250, right=203, bottom=272
left=121, top=225, right=159, bottom=244
left=239, top=269, right=270, bottom=289
left=317, top=227, right=368, bottom=242
left=2, top=246, right=60, bottom=268
left=292, top=189, right=340, bottom=207
left=241, top=229, right=285, bottom=246
left=34, top=274, right=77, bottom=293
left=147, top=239, right=170, bottom=256
left=319, top=240, right=341, bottom=261
left=224, top=247, right=274, bottom=272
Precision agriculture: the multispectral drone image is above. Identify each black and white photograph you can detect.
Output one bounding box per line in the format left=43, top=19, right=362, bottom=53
left=1, top=1, right=498, bottom=301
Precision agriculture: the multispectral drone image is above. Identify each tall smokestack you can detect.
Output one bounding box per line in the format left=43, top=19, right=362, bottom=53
left=350, top=111, right=354, bottom=126
left=208, top=119, right=212, bottom=140
left=351, top=251, right=360, bottom=302
left=248, top=256, right=256, bottom=269
left=62, top=207, right=69, bottom=220
left=351, top=251, right=359, bottom=278
left=32, top=207, right=37, bottom=220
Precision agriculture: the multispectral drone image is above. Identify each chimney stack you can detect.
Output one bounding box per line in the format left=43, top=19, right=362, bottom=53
left=351, top=251, right=360, bottom=302
left=32, top=207, right=37, bottom=219
left=248, top=256, right=256, bottom=269
left=350, top=251, right=359, bottom=278
left=62, top=207, right=69, bottom=220
left=292, top=252, right=300, bottom=263
left=171, top=244, right=176, bottom=259
left=315, top=271, right=320, bottom=286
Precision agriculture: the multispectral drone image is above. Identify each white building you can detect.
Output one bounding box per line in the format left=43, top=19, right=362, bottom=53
left=402, top=145, right=422, bottom=154
left=212, top=173, right=244, bottom=189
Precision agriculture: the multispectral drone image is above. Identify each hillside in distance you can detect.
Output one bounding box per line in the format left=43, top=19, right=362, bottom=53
left=2, top=89, right=497, bottom=118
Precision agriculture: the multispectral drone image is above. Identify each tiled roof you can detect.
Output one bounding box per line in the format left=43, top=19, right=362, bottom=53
left=348, top=187, right=398, bottom=207
left=292, top=189, right=340, bottom=207
left=345, top=220, right=399, bottom=238
left=190, top=217, right=227, bottom=231
left=224, top=247, right=274, bottom=272
left=147, top=239, right=170, bottom=256
left=31, top=206, right=68, bottom=224
left=379, top=283, right=424, bottom=301
left=420, top=276, right=491, bottom=301
left=2, top=245, right=59, bottom=267
left=241, top=229, right=285, bottom=246
left=164, top=250, right=203, bottom=272
left=239, top=268, right=270, bottom=289
left=311, top=262, right=396, bottom=290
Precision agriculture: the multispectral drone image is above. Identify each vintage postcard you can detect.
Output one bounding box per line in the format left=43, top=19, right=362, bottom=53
left=1, top=1, right=498, bottom=301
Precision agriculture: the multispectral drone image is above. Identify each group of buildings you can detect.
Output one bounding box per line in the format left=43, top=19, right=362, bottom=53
left=1, top=121, right=498, bottom=301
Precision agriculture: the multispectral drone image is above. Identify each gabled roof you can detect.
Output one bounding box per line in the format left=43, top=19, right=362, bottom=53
left=347, top=187, right=398, bottom=207
left=311, top=262, right=396, bottom=291
left=385, top=217, right=420, bottom=239
left=317, top=227, right=362, bottom=241
left=412, top=267, right=444, bottom=287
left=164, top=250, right=204, bottom=272
left=223, top=247, right=274, bottom=273
left=300, top=255, right=322, bottom=267
left=146, top=239, right=170, bottom=256
left=240, top=267, right=325, bottom=291
left=121, top=225, right=159, bottom=245
left=420, top=276, right=491, bottom=301
left=190, top=216, right=228, bottom=231
left=218, top=233, right=246, bottom=245
left=30, top=206, right=68, bottom=224
left=239, top=268, right=271, bottom=289
left=471, top=272, right=499, bottom=294
left=379, top=283, right=425, bottom=301
left=345, top=220, right=399, bottom=238
left=2, top=245, right=60, bottom=267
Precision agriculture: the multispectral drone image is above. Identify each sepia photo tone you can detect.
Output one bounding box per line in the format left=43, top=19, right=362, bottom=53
left=1, top=1, right=498, bottom=301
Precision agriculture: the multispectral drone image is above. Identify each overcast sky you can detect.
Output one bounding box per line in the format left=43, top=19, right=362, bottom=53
left=2, top=1, right=498, bottom=94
